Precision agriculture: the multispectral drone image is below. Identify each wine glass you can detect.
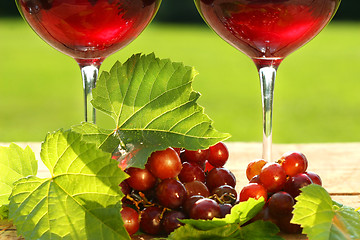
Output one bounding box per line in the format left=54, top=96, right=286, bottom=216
left=194, top=0, right=341, bottom=161
left=16, top=0, right=161, bottom=123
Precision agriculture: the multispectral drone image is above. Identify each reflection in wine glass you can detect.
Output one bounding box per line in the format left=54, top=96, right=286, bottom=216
left=194, top=0, right=340, bottom=160
left=16, top=0, right=162, bottom=123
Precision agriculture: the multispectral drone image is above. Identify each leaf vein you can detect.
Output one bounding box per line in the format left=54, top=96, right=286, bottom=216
left=11, top=180, right=48, bottom=207
left=148, top=60, right=167, bottom=102
left=119, top=81, right=193, bottom=128
left=106, top=73, right=119, bottom=119
left=142, top=98, right=195, bottom=129
left=53, top=181, right=122, bottom=238
left=118, top=128, right=222, bottom=139
left=133, top=57, right=153, bottom=113
left=169, top=111, right=198, bottom=132
left=52, top=134, right=80, bottom=173
left=117, top=65, right=133, bottom=127
left=184, top=121, right=210, bottom=135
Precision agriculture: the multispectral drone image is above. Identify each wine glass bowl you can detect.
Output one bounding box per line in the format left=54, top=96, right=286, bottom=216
left=194, top=0, right=340, bottom=160
left=16, top=0, right=161, bottom=122
left=195, top=0, right=340, bottom=61
left=17, top=0, right=160, bottom=63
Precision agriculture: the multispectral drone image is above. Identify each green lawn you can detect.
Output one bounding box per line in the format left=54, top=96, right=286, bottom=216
left=1, top=18, right=360, bottom=143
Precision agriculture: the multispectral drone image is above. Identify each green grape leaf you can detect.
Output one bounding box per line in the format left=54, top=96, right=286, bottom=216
left=168, top=198, right=282, bottom=240
left=92, top=53, right=230, bottom=168
left=292, top=184, right=360, bottom=240
left=9, top=130, right=130, bottom=240
left=239, top=221, right=283, bottom=240
left=167, top=223, right=242, bottom=240
left=71, top=122, right=120, bottom=153
left=222, top=196, right=266, bottom=225
left=0, top=144, right=37, bottom=206
left=180, top=197, right=265, bottom=230
left=168, top=221, right=282, bottom=240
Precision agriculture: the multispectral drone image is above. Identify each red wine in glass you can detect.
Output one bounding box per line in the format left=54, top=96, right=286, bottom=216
left=195, top=0, right=340, bottom=160
left=16, top=0, right=161, bottom=122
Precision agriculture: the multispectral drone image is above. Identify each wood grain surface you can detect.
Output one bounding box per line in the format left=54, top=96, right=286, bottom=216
left=1, top=142, right=359, bottom=240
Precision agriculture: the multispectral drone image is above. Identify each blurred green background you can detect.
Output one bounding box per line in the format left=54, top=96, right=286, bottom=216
left=0, top=1, right=359, bottom=143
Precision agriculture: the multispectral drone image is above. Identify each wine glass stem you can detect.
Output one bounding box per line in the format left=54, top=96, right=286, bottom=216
left=80, top=65, right=100, bottom=123
left=259, top=66, right=277, bottom=161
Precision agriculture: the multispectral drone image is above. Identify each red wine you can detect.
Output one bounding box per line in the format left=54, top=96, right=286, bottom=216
left=17, top=0, right=160, bottom=64
left=195, top=0, right=340, bottom=65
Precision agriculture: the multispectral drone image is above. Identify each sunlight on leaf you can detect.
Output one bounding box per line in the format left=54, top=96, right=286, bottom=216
left=0, top=144, right=37, bottom=207
left=292, top=184, right=360, bottom=240
left=92, top=53, right=230, bottom=168
left=9, top=130, right=130, bottom=240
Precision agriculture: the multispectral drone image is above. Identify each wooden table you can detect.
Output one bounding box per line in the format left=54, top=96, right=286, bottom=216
left=1, top=142, right=360, bottom=240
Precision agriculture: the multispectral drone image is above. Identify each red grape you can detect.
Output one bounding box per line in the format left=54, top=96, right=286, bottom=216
left=280, top=151, right=308, bottom=176
left=126, top=167, right=156, bottom=191
left=140, top=206, right=162, bottom=235
left=206, top=167, right=236, bottom=192
left=161, top=210, right=186, bottom=234
left=268, top=191, right=294, bottom=217
left=211, top=185, right=237, bottom=205
left=119, top=181, right=131, bottom=196
left=259, top=163, right=287, bottom=193
left=284, top=173, right=313, bottom=198
left=248, top=206, right=279, bottom=227
left=184, top=180, right=210, bottom=198
left=146, top=148, right=182, bottom=179
left=183, top=195, right=204, bottom=215
left=189, top=198, right=221, bottom=220
left=219, top=203, right=232, bottom=218
left=246, top=159, right=267, bottom=180
left=172, top=147, right=182, bottom=156
left=121, top=207, right=139, bottom=236
left=277, top=214, right=302, bottom=234
left=156, top=179, right=186, bottom=209
left=241, top=151, right=321, bottom=235
left=239, top=183, right=268, bottom=202
left=305, top=171, right=322, bottom=186
left=207, top=142, right=229, bottom=167
left=249, top=175, right=261, bottom=184
left=178, top=162, right=206, bottom=183
left=249, top=206, right=271, bottom=223
left=195, top=160, right=206, bottom=170
left=183, top=148, right=209, bottom=164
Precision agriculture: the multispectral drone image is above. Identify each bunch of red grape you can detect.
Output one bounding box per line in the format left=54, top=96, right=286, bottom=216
left=240, top=151, right=322, bottom=233
left=117, top=142, right=237, bottom=236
